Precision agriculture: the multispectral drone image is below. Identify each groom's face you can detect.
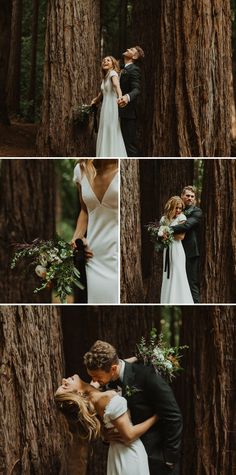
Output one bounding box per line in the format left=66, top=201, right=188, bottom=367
left=181, top=191, right=195, bottom=207
left=87, top=364, right=119, bottom=386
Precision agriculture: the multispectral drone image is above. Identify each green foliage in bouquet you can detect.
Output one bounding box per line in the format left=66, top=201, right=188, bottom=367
left=11, top=235, right=84, bottom=303
left=146, top=222, right=174, bottom=252
left=135, top=328, right=188, bottom=382
left=73, top=104, right=94, bottom=126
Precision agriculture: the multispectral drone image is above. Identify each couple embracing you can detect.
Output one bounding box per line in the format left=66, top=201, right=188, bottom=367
left=92, top=46, right=144, bottom=157
left=160, top=186, right=202, bottom=304
left=55, top=340, right=183, bottom=475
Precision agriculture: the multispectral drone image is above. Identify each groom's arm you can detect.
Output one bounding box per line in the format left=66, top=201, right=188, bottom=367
left=144, top=368, right=183, bottom=464
left=171, top=208, right=203, bottom=234
left=127, top=66, right=141, bottom=102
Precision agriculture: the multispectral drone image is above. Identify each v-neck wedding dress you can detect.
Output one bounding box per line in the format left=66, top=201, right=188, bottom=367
left=104, top=395, right=150, bottom=475
left=73, top=164, right=118, bottom=303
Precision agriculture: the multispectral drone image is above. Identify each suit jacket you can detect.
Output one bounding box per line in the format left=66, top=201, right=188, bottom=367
left=171, top=206, right=202, bottom=258
left=119, top=63, right=141, bottom=119
left=121, top=362, right=182, bottom=466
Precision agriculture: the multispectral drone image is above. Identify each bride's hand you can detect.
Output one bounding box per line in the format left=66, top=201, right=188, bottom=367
left=71, top=237, right=94, bottom=259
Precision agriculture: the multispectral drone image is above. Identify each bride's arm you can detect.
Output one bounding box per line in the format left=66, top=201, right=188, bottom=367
left=71, top=185, right=91, bottom=256
left=91, top=91, right=103, bottom=105
left=112, top=412, right=158, bottom=445
left=111, top=75, right=122, bottom=99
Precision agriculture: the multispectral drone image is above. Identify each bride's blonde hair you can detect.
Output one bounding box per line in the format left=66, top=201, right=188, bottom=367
left=77, top=159, right=97, bottom=182
left=77, top=159, right=118, bottom=182
left=163, top=196, right=185, bottom=224
left=55, top=391, right=101, bottom=441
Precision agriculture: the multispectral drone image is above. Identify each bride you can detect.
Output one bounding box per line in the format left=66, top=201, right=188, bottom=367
left=55, top=374, right=157, bottom=475
left=160, top=196, right=194, bottom=304
left=91, top=56, right=127, bottom=157
left=72, top=159, right=118, bottom=304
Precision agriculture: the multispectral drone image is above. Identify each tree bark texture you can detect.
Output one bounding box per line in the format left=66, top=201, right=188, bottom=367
left=178, top=305, right=236, bottom=475
left=6, top=0, right=23, bottom=116
left=120, top=159, right=145, bottom=303
left=0, top=0, right=12, bottom=124
left=37, top=0, right=100, bottom=156
left=27, top=0, right=39, bottom=121
left=201, top=159, right=236, bottom=302
left=0, top=305, right=69, bottom=475
left=0, top=159, right=55, bottom=303
left=132, top=0, right=232, bottom=157
left=140, top=159, right=194, bottom=302
left=61, top=305, right=162, bottom=475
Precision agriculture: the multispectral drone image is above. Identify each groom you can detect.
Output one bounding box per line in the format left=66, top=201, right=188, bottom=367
left=118, top=46, right=144, bottom=157
left=171, top=185, right=203, bottom=303
left=84, top=340, right=183, bottom=475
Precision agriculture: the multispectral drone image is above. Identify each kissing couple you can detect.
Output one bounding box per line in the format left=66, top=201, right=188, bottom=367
left=91, top=46, right=144, bottom=158
left=55, top=340, right=183, bottom=475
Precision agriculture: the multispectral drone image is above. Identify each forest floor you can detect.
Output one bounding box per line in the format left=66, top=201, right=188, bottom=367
left=0, top=120, right=38, bottom=157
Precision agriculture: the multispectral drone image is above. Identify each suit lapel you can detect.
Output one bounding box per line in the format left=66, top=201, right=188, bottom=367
left=123, top=361, right=136, bottom=394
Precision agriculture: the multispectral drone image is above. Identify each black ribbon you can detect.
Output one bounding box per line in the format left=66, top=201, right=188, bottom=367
left=164, top=247, right=170, bottom=279
left=91, top=104, right=98, bottom=134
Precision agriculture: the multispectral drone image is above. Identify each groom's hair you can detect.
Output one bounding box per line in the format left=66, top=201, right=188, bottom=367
left=84, top=340, right=119, bottom=372
left=134, top=45, right=145, bottom=61
left=181, top=185, right=196, bottom=196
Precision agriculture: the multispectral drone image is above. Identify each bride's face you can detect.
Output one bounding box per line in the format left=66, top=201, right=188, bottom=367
left=55, top=374, right=81, bottom=395
left=102, top=57, right=113, bottom=71
left=174, top=204, right=183, bottom=217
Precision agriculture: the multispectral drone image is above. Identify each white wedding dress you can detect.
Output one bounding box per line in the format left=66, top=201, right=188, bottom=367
left=96, top=70, right=127, bottom=157
left=160, top=213, right=194, bottom=304
left=104, top=395, right=150, bottom=475
left=73, top=164, right=118, bottom=303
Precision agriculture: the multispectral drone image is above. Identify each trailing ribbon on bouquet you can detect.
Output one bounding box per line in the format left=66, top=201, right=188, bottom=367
left=164, top=247, right=170, bottom=279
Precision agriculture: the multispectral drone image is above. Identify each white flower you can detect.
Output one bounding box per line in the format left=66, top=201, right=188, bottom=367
left=158, top=230, right=164, bottom=237
left=35, top=265, right=47, bottom=279
left=153, top=348, right=165, bottom=361
left=164, top=361, right=173, bottom=370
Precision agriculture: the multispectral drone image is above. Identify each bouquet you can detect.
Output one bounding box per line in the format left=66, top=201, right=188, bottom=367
left=73, top=104, right=96, bottom=125
left=11, top=236, right=84, bottom=303
left=146, top=221, right=174, bottom=252
left=135, top=328, right=188, bottom=382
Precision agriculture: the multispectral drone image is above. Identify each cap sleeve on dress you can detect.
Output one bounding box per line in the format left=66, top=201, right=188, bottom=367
left=73, top=164, right=82, bottom=184
left=106, top=395, right=127, bottom=421
left=109, top=70, right=119, bottom=78
left=177, top=213, right=187, bottom=222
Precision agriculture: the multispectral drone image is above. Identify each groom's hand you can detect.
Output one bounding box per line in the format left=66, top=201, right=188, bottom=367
left=102, top=427, right=125, bottom=444
left=117, top=95, right=129, bottom=108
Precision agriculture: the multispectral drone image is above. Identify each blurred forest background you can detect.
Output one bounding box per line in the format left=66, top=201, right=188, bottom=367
left=0, top=0, right=236, bottom=156
left=0, top=305, right=235, bottom=474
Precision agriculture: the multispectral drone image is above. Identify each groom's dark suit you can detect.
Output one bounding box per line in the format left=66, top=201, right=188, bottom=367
left=171, top=205, right=202, bottom=303
left=115, top=361, right=183, bottom=475
left=119, top=63, right=141, bottom=157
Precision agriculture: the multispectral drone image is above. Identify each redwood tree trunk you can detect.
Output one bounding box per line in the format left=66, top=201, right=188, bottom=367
left=37, top=0, right=100, bottom=156
left=178, top=305, right=236, bottom=475
left=0, top=159, right=55, bottom=303
left=120, top=159, right=145, bottom=303
left=0, top=305, right=69, bottom=474
left=132, top=0, right=232, bottom=156
left=6, top=0, right=23, bottom=116
left=201, top=159, right=236, bottom=302
left=0, top=0, right=12, bottom=124
left=27, top=0, right=39, bottom=121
